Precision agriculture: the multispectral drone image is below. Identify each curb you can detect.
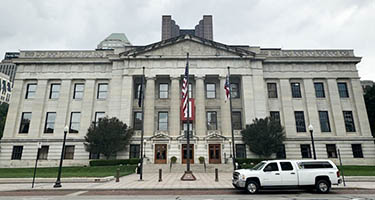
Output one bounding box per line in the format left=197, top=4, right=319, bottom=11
left=0, top=176, right=114, bottom=184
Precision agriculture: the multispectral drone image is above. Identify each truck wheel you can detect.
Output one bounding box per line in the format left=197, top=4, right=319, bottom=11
left=245, top=180, right=259, bottom=194
left=315, top=179, right=331, bottom=193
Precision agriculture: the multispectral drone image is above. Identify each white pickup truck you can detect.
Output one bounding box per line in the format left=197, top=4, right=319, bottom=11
left=232, top=159, right=342, bottom=194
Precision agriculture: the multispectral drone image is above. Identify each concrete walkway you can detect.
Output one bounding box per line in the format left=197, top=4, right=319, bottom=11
left=0, top=173, right=374, bottom=191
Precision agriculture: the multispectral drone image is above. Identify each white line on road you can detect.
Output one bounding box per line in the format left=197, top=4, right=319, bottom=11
left=65, top=191, right=88, bottom=196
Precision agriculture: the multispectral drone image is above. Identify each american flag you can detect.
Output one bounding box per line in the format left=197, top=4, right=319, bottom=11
left=224, top=75, right=230, bottom=101
left=181, top=57, right=189, bottom=118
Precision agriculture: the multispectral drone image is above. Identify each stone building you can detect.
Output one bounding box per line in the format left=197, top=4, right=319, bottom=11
left=0, top=72, right=11, bottom=104
left=0, top=16, right=374, bottom=168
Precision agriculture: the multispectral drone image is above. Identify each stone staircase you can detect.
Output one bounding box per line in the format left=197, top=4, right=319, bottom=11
left=142, top=163, right=234, bottom=173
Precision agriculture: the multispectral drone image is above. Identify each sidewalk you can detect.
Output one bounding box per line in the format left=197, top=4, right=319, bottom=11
left=0, top=173, right=374, bottom=192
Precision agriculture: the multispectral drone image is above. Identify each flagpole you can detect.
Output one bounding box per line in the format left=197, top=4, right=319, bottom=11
left=139, top=66, right=145, bottom=181
left=186, top=52, right=191, bottom=172
left=227, top=66, right=236, bottom=170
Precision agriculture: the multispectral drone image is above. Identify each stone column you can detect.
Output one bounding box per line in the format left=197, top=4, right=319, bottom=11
left=169, top=76, right=180, bottom=136
left=79, top=79, right=95, bottom=137
left=351, top=78, right=371, bottom=137
left=279, top=79, right=295, bottom=137
left=195, top=76, right=206, bottom=136
left=120, top=75, right=133, bottom=126
left=241, top=75, right=255, bottom=125
left=144, top=77, right=155, bottom=136
left=3, top=80, right=23, bottom=138
left=252, top=68, right=267, bottom=119
left=303, top=79, right=320, bottom=133
left=108, top=74, right=122, bottom=118
left=327, top=79, right=345, bottom=136
left=29, top=79, right=48, bottom=138
left=220, top=76, right=231, bottom=136
left=54, top=79, right=72, bottom=136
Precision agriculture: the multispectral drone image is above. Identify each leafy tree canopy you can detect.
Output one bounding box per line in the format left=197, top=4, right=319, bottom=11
left=241, top=117, right=285, bottom=157
left=364, top=85, right=375, bottom=137
left=84, top=117, right=134, bottom=159
left=0, top=103, right=9, bottom=140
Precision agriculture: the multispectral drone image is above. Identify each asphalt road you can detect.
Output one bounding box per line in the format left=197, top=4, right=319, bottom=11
left=0, top=189, right=374, bottom=199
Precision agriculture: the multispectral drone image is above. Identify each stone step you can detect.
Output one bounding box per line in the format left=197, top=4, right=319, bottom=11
left=142, top=163, right=234, bottom=173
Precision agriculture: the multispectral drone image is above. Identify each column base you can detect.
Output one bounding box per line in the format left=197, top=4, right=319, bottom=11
left=181, top=171, right=196, bottom=181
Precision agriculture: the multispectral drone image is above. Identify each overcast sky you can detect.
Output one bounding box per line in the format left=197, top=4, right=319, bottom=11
left=0, top=0, right=374, bottom=80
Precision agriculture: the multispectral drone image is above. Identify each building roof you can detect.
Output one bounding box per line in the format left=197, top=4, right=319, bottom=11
left=97, top=33, right=132, bottom=49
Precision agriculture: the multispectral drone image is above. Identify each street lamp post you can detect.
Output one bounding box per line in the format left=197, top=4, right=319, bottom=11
left=54, top=125, right=69, bottom=188
left=308, top=124, right=317, bottom=160
left=32, top=142, right=42, bottom=188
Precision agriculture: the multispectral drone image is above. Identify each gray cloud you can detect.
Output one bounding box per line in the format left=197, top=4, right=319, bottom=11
left=0, top=0, right=374, bottom=80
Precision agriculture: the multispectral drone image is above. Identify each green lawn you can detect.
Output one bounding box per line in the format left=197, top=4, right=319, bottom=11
left=0, top=165, right=137, bottom=178
left=338, top=166, right=375, bottom=176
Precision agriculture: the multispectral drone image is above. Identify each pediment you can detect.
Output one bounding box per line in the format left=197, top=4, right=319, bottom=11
left=121, top=34, right=254, bottom=58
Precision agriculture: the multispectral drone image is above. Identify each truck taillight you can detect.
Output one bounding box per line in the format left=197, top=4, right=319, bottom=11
left=337, top=171, right=340, bottom=177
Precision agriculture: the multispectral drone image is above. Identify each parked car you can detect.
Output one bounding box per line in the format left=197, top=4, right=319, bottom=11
left=232, top=159, right=342, bottom=194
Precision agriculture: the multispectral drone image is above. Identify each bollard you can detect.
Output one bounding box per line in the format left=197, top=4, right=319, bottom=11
left=159, top=169, right=162, bottom=182
left=116, top=168, right=120, bottom=182
left=215, top=168, right=219, bottom=182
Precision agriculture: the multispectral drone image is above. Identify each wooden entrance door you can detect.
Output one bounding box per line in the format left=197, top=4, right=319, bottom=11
left=209, top=144, right=221, bottom=164
left=154, top=144, right=167, bottom=164
left=181, top=144, right=194, bottom=164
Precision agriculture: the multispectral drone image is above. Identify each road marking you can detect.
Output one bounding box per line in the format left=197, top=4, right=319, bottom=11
left=65, top=190, right=88, bottom=196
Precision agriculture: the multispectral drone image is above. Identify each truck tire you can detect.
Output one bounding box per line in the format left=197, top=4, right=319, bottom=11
left=245, top=180, right=259, bottom=194
left=315, top=179, right=331, bottom=193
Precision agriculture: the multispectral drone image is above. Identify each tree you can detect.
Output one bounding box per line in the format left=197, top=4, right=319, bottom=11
left=84, top=117, right=134, bottom=159
left=0, top=103, right=9, bottom=140
left=364, top=85, right=375, bottom=137
left=241, top=117, right=285, bottom=157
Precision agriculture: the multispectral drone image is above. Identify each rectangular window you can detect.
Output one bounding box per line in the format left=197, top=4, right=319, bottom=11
left=95, top=112, right=105, bottom=124
left=206, top=111, right=217, bottom=130
left=44, top=112, right=56, bottom=133
left=232, top=112, right=242, bottom=130
left=267, top=83, right=278, bottom=98
left=49, top=84, right=60, bottom=99
left=97, top=83, right=108, bottom=99
left=231, top=83, right=240, bottom=98
left=188, top=83, right=192, bottom=98
left=294, top=111, right=306, bottom=132
left=89, top=152, right=100, bottom=159
left=206, top=83, right=216, bottom=98
left=73, top=83, right=84, bottom=99
left=276, top=144, right=286, bottom=159
left=11, top=146, right=23, bottom=160
left=158, top=112, right=168, bottom=131
left=300, top=144, right=312, bottom=158
left=19, top=112, right=32, bottom=133
left=25, top=83, right=37, bottom=99
left=270, top=111, right=281, bottom=123
left=133, top=112, right=143, bottom=130
left=291, top=82, right=302, bottom=98
left=314, top=82, right=325, bottom=98
left=352, top=144, right=363, bottom=158
left=343, top=111, right=356, bottom=132
left=235, top=144, right=246, bottom=158
left=129, top=144, right=140, bottom=159
left=69, top=112, right=81, bottom=133
left=280, top=162, right=293, bottom=171
left=338, top=82, right=349, bottom=98
left=39, top=146, right=49, bottom=160
left=326, top=144, right=337, bottom=158
left=159, top=83, right=169, bottom=99
left=319, top=111, right=331, bottom=132
left=64, top=145, right=75, bottom=160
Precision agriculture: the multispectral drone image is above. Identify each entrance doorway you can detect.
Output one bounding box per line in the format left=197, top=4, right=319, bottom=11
left=181, top=144, right=194, bottom=164
left=209, top=144, right=221, bottom=164
left=154, top=144, right=167, bottom=164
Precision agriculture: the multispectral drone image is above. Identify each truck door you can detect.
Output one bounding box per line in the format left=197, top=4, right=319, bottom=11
left=280, top=161, right=298, bottom=186
left=262, top=162, right=282, bottom=186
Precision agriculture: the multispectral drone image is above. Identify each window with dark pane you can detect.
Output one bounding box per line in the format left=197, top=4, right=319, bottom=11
left=338, top=82, right=349, bottom=98
left=352, top=144, right=363, bottom=158
left=39, top=146, right=49, bottom=160
left=44, top=112, right=56, bottom=133
left=319, top=111, right=331, bottom=132
left=343, top=111, right=356, bottom=132
left=133, top=112, right=143, bottom=130
left=267, top=83, right=278, bottom=98
left=300, top=144, right=312, bottom=158
left=235, top=144, right=246, bottom=158
left=129, top=144, right=140, bottom=159
left=276, top=144, right=286, bottom=159
left=231, top=83, right=240, bottom=98
left=232, top=111, right=242, bottom=130
left=11, top=146, right=23, bottom=160
left=64, top=145, right=75, bottom=160
left=291, top=82, right=302, bottom=98
left=270, top=111, right=281, bottom=123
left=326, top=144, right=337, bottom=158
left=19, top=112, right=32, bottom=133
left=314, top=82, right=325, bottom=98
left=206, top=111, right=217, bottom=130
left=294, top=111, right=306, bottom=132
left=69, top=112, right=81, bottom=133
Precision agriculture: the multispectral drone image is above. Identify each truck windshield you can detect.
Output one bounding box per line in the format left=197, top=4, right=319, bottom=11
left=252, top=162, right=266, bottom=170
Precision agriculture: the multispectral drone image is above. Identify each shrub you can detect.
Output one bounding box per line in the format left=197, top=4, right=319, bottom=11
left=198, top=156, right=205, bottom=164
left=90, top=159, right=140, bottom=166
left=170, top=156, right=177, bottom=164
